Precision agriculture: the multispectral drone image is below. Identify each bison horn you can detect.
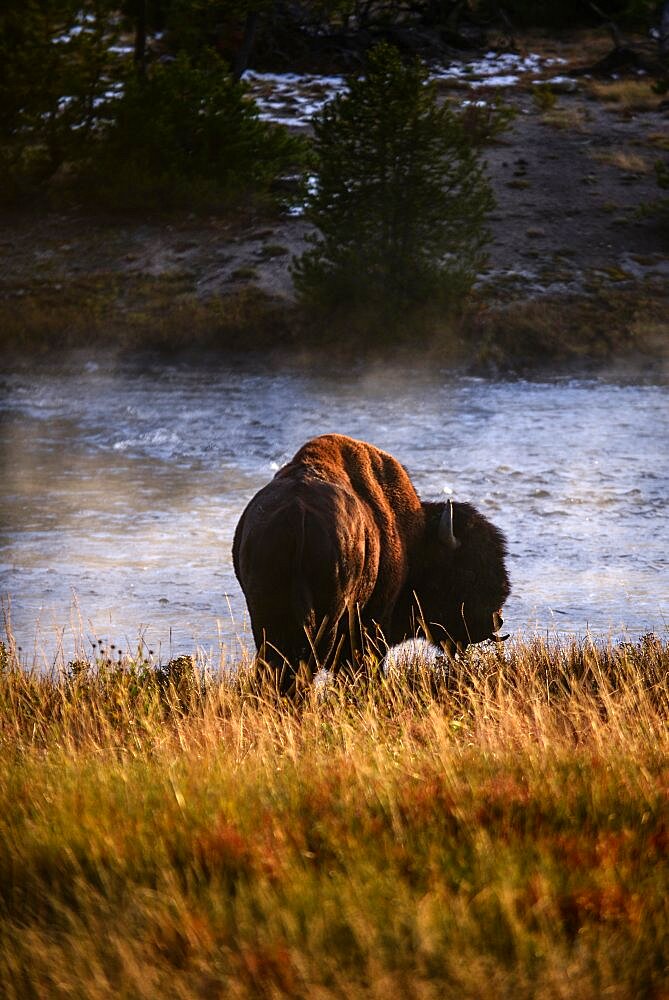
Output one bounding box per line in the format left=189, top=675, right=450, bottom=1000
left=439, top=498, right=460, bottom=550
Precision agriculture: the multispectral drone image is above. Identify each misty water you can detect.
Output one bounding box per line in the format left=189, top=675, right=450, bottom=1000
left=1, top=353, right=667, bottom=665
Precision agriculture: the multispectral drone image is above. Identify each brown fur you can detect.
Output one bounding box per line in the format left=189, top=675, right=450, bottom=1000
left=233, top=434, right=509, bottom=693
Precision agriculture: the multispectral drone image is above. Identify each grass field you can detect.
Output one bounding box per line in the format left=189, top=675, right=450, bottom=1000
left=0, top=634, right=667, bottom=998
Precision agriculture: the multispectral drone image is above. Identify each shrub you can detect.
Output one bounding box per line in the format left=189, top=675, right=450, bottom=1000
left=456, top=98, right=516, bottom=146
left=476, top=0, right=657, bottom=29
left=87, top=50, right=306, bottom=209
left=292, top=43, right=494, bottom=318
left=532, top=85, right=558, bottom=112
left=0, top=0, right=120, bottom=200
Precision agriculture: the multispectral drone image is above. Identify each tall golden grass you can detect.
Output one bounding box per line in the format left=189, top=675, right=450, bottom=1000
left=0, top=632, right=667, bottom=998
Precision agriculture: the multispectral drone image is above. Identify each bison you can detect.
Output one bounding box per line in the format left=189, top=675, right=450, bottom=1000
left=233, top=434, right=509, bottom=693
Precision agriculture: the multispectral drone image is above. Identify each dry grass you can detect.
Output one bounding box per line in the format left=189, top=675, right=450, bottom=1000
left=646, top=132, right=669, bottom=152
left=472, top=285, right=669, bottom=367
left=589, top=149, right=653, bottom=173
left=540, top=106, right=590, bottom=132
left=0, top=631, right=668, bottom=999
left=518, top=29, right=613, bottom=70
left=0, top=279, right=296, bottom=353
left=587, top=79, right=662, bottom=113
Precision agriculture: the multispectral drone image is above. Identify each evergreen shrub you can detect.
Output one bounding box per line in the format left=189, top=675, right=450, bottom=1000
left=88, top=50, right=306, bottom=209
left=0, top=0, right=118, bottom=200
left=292, top=43, right=494, bottom=317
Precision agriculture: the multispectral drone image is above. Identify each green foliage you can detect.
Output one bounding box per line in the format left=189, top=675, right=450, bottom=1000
left=158, top=0, right=262, bottom=59
left=87, top=50, right=306, bottom=209
left=0, top=2, right=304, bottom=209
left=156, top=0, right=662, bottom=47
left=657, top=159, right=669, bottom=189
left=293, top=44, right=494, bottom=317
left=456, top=97, right=516, bottom=145
left=653, top=158, right=669, bottom=233
left=532, top=84, right=558, bottom=112
left=0, top=0, right=120, bottom=197
left=619, top=0, right=664, bottom=27
left=156, top=0, right=337, bottom=69
left=476, top=0, right=658, bottom=29
left=160, top=0, right=374, bottom=62
left=635, top=156, right=669, bottom=238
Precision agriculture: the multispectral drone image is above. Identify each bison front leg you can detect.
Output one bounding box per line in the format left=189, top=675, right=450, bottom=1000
left=252, top=616, right=340, bottom=698
left=252, top=643, right=300, bottom=698
left=248, top=622, right=306, bottom=698
left=329, top=603, right=386, bottom=684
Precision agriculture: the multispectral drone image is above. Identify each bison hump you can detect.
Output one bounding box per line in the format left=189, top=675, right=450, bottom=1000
left=279, top=434, right=423, bottom=534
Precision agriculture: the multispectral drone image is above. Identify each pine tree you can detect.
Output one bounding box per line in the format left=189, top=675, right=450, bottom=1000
left=292, top=43, right=494, bottom=315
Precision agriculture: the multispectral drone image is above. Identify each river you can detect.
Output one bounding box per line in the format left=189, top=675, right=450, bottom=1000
left=1, top=353, right=667, bottom=666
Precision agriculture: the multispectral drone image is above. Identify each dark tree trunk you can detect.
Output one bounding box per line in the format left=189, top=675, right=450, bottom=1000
left=659, top=0, right=669, bottom=58
left=569, top=1, right=646, bottom=76
left=232, top=10, right=260, bottom=80
left=586, top=0, right=624, bottom=49
left=134, top=0, right=147, bottom=77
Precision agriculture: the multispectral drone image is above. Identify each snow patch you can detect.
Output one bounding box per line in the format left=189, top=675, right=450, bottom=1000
left=245, top=52, right=571, bottom=127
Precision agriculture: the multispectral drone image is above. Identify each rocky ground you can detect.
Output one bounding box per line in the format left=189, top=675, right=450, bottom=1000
left=1, top=31, right=668, bottom=368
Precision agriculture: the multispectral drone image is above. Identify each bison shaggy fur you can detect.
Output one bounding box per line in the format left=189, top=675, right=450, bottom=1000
left=233, top=434, right=509, bottom=693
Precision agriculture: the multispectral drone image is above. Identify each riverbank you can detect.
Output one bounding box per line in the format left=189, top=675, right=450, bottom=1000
left=0, top=634, right=667, bottom=998
left=1, top=30, right=667, bottom=371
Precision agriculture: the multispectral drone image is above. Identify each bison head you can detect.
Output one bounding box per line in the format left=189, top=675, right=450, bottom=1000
left=406, top=499, right=510, bottom=654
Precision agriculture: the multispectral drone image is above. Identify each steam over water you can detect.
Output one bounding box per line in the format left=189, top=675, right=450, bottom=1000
left=1, top=354, right=667, bottom=663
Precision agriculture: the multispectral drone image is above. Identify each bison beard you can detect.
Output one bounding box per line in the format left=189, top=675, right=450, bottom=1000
left=233, top=434, right=509, bottom=695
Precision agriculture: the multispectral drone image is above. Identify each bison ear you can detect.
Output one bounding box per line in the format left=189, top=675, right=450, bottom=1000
left=439, top=499, right=461, bottom=551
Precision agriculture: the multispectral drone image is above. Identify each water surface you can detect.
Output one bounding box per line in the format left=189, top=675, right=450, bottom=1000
left=1, top=353, right=667, bottom=663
